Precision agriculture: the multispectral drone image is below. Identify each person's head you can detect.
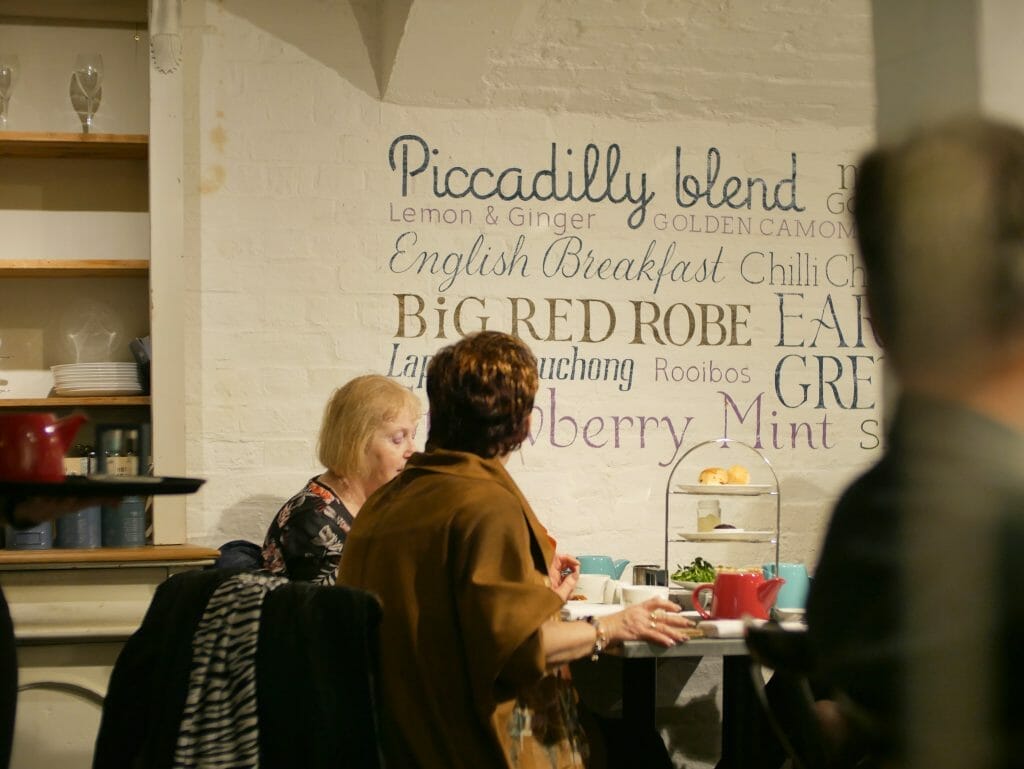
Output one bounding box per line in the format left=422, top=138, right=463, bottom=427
left=855, top=115, right=1024, bottom=384
left=318, top=375, right=421, bottom=493
left=425, top=331, right=539, bottom=458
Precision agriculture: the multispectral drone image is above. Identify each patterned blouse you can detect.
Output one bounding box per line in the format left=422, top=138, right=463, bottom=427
left=260, top=477, right=353, bottom=585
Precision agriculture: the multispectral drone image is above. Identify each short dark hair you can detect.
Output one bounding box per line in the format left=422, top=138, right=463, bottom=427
left=854, top=115, right=1024, bottom=373
left=425, top=331, right=539, bottom=458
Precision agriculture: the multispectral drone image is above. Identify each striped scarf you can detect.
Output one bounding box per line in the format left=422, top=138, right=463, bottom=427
left=172, top=572, right=288, bottom=768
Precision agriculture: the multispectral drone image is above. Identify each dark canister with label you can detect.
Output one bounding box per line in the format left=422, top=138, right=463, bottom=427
left=99, top=429, right=147, bottom=548
left=56, top=443, right=102, bottom=549
left=4, top=522, right=53, bottom=550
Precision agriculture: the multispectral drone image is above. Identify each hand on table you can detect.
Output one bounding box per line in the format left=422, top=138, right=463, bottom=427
left=604, top=597, right=695, bottom=647
left=548, top=552, right=580, bottom=603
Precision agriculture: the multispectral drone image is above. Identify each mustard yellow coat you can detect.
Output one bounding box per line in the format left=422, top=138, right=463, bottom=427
left=338, top=449, right=585, bottom=769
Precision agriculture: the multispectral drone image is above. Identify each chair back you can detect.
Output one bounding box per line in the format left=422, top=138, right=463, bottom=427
left=93, top=569, right=385, bottom=769
left=745, top=624, right=830, bottom=769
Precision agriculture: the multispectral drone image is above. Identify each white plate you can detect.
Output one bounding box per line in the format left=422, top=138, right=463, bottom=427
left=671, top=580, right=707, bottom=590
left=53, top=376, right=140, bottom=382
left=51, top=365, right=137, bottom=373
left=54, top=387, right=143, bottom=396
left=674, top=483, right=774, bottom=496
left=676, top=530, right=776, bottom=542
left=52, top=362, right=137, bottom=368
left=51, top=371, right=137, bottom=376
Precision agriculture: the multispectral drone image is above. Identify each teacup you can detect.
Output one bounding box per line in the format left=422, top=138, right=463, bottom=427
left=572, top=573, right=610, bottom=603
left=621, top=584, right=669, bottom=606
left=691, top=571, right=784, bottom=620
left=762, top=562, right=810, bottom=609
left=604, top=580, right=623, bottom=604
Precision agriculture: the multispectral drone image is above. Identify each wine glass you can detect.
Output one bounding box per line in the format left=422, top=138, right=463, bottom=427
left=72, top=53, right=103, bottom=133
left=0, top=54, right=19, bottom=130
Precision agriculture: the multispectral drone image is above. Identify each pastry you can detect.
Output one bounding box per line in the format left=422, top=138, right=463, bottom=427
left=726, top=464, right=750, bottom=484
left=698, top=467, right=728, bottom=485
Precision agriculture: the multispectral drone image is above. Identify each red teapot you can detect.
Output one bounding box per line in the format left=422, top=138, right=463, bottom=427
left=692, top=570, right=785, bottom=620
left=0, top=412, right=87, bottom=482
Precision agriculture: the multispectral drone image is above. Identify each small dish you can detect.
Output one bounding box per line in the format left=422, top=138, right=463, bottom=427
left=774, top=607, right=806, bottom=622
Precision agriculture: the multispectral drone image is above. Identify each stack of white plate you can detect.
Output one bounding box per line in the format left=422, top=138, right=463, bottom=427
left=51, top=363, right=143, bottom=396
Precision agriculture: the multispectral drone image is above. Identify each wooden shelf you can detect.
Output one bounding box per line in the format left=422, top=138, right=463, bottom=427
left=0, top=132, right=148, bottom=159
left=0, top=544, right=221, bottom=567
left=0, top=1, right=147, bottom=24
left=0, top=396, right=150, bottom=409
left=0, top=259, right=148, bottom=278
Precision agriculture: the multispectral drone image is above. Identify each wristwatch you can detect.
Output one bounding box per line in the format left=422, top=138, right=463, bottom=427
left=582, top=615, right=607, bottom=661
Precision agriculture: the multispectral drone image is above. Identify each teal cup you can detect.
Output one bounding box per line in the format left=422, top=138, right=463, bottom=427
left=762, top=562, right=810, bottom=609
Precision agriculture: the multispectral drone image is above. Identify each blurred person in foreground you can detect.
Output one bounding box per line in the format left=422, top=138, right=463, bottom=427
left=339, top=331, right=694, bottom=769
left=260, top=374, right=420, bottom=584
left=806, top=116, right=1024, bottom=769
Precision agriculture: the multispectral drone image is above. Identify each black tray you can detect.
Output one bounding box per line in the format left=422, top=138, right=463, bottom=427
left=0, top=475, right=205, bottom=497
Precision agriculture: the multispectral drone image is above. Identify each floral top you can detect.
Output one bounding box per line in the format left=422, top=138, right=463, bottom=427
left=260, top=477, right=353, bottom=585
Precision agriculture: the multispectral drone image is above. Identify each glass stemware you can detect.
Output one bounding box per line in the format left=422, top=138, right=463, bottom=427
left=72, top=53, right=103, bottom=133
left=0, top=54, right=19, bottom=130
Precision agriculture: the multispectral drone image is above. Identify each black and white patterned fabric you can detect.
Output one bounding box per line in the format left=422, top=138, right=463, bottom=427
left=172, top=571, right=288, bottom=769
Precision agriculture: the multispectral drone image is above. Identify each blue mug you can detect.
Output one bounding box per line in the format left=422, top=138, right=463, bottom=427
left=762, top=562, right=810, bottom=609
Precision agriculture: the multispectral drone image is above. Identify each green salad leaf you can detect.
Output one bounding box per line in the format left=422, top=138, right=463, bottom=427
left=671, top=557, right=716, bottom=583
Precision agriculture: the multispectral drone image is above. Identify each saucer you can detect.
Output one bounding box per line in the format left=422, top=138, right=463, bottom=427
left=774, top=607, right=806, bottom=622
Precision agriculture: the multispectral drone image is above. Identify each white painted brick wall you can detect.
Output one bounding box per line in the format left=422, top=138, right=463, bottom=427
left=182, top=3, right=876, bottom=764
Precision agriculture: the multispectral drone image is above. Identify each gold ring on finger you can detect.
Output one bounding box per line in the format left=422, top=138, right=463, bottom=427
left=649, top=620, right=657, bottom=628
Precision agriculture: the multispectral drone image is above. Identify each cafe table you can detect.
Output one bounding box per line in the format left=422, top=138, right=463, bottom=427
left=604, top=636, right=764, bottom=769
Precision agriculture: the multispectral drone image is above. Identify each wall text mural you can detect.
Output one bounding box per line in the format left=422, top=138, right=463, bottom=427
left=378, top=134, right=880, bottom=468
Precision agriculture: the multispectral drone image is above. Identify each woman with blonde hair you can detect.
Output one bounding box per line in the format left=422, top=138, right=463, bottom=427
left=261, top=374, right=420, bottom=585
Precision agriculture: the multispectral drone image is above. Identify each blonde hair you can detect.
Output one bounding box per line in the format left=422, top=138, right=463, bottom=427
left=317, top=375, right=421, bottom=481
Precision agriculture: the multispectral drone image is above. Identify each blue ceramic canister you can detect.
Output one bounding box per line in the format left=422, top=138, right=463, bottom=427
left=56, top=505, right=102, bottom=548
left=102, top=496, right=146, bottom=548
